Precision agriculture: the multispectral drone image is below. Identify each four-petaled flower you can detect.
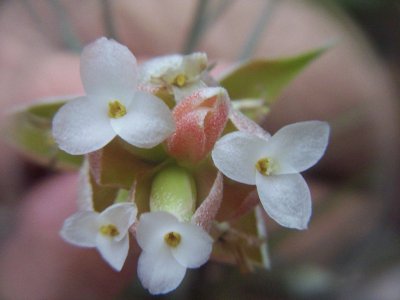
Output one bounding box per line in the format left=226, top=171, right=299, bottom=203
left=60, top=202, right=137, bottom=271
left=212, top=121, right=330, bottom=229
left=52, top=37, right=175, bottom=155
left=136, top=211, right=213, bottom=295
left=139, top=52, right=209, bottom=102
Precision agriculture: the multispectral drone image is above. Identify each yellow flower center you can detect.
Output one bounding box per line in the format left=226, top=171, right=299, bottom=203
left=173, top=74, right=187, bottom=87
left=108, top=100, right=127, bottom=118
left=164, top=231, right=181, bottom=248
left=255, top=157, right=273, bottom=176
left=99, top=224, right=120, bottom=237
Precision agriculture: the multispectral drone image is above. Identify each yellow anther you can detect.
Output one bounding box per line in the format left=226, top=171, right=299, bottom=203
left=255, top=158, right=272, bottom=176
left=99, top=224, right=120, bottom=237
left=174, top=74, right=187, bottom=87
left=164, top=231, right=181, bottom=248
left=108, top=100, right=127, bottom=118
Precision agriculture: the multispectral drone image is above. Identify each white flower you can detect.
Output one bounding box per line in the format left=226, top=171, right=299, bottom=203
left=60, top=202, right=137, bottom=271
left=52, top=37, right=175, bottom=155
left=136, top=211, right=213, bottom=295
left=212, top=121, right=330, bottom=230
left=139, top=53, right=209, bottom=102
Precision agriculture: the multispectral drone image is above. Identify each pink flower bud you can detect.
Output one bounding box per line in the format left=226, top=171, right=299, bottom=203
left=166, top=87, right=230, bottom=163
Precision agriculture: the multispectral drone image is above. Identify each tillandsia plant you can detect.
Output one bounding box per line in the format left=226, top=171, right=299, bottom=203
left=5, top=37, right=330, bottom=295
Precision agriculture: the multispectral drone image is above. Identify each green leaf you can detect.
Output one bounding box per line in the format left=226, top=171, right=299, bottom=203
left=4, top=99, right=83, bottom=170
left=220, top=45, right=331, bottom=104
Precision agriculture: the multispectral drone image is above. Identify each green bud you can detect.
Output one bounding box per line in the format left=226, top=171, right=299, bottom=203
left=150, top=165, right=197, bottom=221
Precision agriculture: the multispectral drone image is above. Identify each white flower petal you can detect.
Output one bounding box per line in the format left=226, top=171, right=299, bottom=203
left=80, top=37, right=138, bottom=98
left=172, top=81, right=207, bottom=103
left=60, top=211, right=98, bottom=247
left=136, top=211, right=179, bottom=251
left=212, top=131, right=267, bottom=185
left=96, top=234, right=129, bottom=271
left=139, top=54, right=183, bottom=83
left=256, top=172, right=312, bottom=230
left=111, top=91, right=175, bottom=148
left=265, top=121, right=330, bottom=174
left=52, top=96, right=116, bottom=155
left=99, top=203, right=137, bottom=241
left=171, top=223, right=213, bottom=268
left=138, top=248, right=186, bottom=295
left=181, top=52, right=208, bottom=79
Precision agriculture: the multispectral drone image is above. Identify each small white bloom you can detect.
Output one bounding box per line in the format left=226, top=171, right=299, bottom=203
left=52, top=37, right=175, bottom=155
left=136, top=211, right=213, bottom=295
left=212, top=121, right=330, bottom=230
left=139, top=53, right=209, bottom=102
left=60, top=202, right=137, bottom=271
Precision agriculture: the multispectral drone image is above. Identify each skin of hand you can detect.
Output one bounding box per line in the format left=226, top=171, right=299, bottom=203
left=0, top=0, right=398, bottom=299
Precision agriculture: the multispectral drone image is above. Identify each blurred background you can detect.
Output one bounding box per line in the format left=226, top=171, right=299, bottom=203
left=0, top=0, right=399, bottom=299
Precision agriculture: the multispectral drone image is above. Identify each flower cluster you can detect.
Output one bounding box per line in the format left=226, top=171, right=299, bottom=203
left=54, top=37, right=330, bottom=295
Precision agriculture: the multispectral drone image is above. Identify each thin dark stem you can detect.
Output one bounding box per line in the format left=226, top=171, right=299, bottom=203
left=238, top=0, right=278, bottom=60
left=49, top=0, right=82, bottom=51
left=101, top=0, right=118, bottom=39
left=183, top=0, right=210, bottom=54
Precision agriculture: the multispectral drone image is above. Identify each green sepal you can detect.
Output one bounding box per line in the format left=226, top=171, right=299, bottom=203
left=89, top=171, right=119, bottom=212
left=4, top=98, right=82, bottom=170
left=119, top=142, right=168, bottom=163
left=88, top=138, right=157, bottom=189
left=150, top=165, right=197, bottom=222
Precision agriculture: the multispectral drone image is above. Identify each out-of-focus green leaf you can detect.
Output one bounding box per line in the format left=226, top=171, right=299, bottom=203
left=4, top=99, right=83, bottom=170
left=220, top=45, right=331, bottom=104
left=27, top=100, right=66, bottom=120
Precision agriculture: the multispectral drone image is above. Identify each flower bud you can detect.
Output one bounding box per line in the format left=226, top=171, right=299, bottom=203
left=150, top=165, right=197, bottom=221
left=166, top=87, right=230, bottom=164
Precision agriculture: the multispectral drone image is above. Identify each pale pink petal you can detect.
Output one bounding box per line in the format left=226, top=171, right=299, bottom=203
left=229, top=108, right=271, bottom=140
left=192, top=172, right=223, bottom=231
left=77, top=159, right=93, bottom=211
left=52, top=96, right=115, bottom=155
left=166, top=110, right=207, bottom=163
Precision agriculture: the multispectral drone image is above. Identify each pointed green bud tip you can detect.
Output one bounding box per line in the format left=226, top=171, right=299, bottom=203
left=150, top=166, right=197, bottom=221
